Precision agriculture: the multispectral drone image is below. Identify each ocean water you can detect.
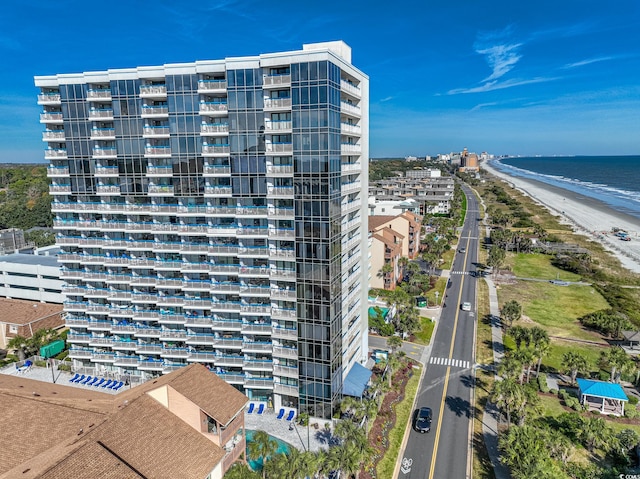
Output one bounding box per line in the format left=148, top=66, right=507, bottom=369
left=491, top=156, right=640, bottom=221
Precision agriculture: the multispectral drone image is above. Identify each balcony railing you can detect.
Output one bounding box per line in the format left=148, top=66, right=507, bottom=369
left=44, top=148, right=67, bottom=159
left=38, top=92, right=61, bottom=103
left=40, top=112, right=63, bottom=122
left=145, top=146, right=171, bottom=156
left=266, top=164, right=293, bottom=174
left=148, top=185, right=174, bottom=194
left=47, top=166, right=69, bottom=176
left=86, top=89, right=112, bottom=100
left=201, top=123, right=229, bottom=135
left=202, top=145, right=230, bottom=155
left=140, top=84, right=167, bottom=96
left=42, top=130, right=65, bottom=141
left=267, top=186, right=294, bottom=197
left=341, top=123, right=361, bottom=135
left=88, top=109, right=114, bottom=119
left=141, top=105, right=169, bottom=116
left=91, top=127, right=116, bottom=138
left=340, top=80, right=361, bottom=97
left=264, top=120, right=292, bottom=132
left=203, top=164, right=231, bottom=175
left=199, top=102, right=228, bottom=113
left=340, top=102, right=361, bottom=116
left=143, top=125, right=170, bottom=136
left=263, top=98, right=291, bottom=109
left=263, top=74, right=291, bottom=87
left=198, top=79, right=227, bottom=91
left=265, top=143, right=293, bottom=154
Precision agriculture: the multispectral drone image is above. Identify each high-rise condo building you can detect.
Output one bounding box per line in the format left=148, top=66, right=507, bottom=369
left=35, top=41, right=368, bottom=419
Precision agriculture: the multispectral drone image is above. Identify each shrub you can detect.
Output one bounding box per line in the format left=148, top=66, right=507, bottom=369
left=549, top=389, right=558, bottom=395
left=591, top=410, right=601, bottom=415
left=624, top=408, right=639, bottom=419
left=35, top=360, right=46, bottom=367
left=598, top=371, right=610, bottom=382
left=565, top=397, right=581, bottom=410
left=57, top=363, right=71, bottom=372
left=559, top=390, right=569, bottom=401
left=54, top=350, right=68, bottom=360
left=629, top=396, right=639, bottom=406
left=537, top=373, right=549, bottom=393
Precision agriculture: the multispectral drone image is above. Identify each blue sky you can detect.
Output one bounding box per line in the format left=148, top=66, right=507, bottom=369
left=2, top=0, right=639, bottom=162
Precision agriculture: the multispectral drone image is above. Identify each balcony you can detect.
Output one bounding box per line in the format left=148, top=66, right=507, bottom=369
left=270, top=288, right=296, bottom=301
left=140, top=84, right=167, bottom=97
left=270, top=268, right=296, bottom=281
left=265, top=143, right=292, bottom=154
left=42, top=130, right=65, bottom=141
left=67, top=333, right=92, bottom=343
left=89, top=337, right=115, bottom=347
left=263, top=98, right=291, bottom=110
left=238, top=284, right=270, bottom=295
left=271, top=308, right=296, bottom=320
left=274, top=382, right=299, bottom=396
left=86, top=89, right=112, bottom=100
left=161, top=347, right=189, bottom=359
left=215, top=355, right=243, bottom=367
left=141, top=105, right=169, bottom=118
left=187, top=351, right=217, bottom=361
left=265, top=164, right=293, bottom=175
left=200, top=123, right=229, bottom=135
left=242, top=322, right=272, bottom=334
left=266, top=186, right=294, bottom=197
left=68, top=348, right=92, bottom=359
left=146, top=165, right=173, bottom=176
left=197, top=79, right=227, bottom=92
left=148, top=185, right=174, bottom=195
left=341, top=162, right=361, bottom=173
left=341, top=144, right=362, bottom=155
left=37, top=92, right=61, bottom=104
left=340, top=102, right=361, bottom=117
left=44, top=148, right=68, bottom=160
left=91, top=127, right=116, bottom=140
left=202, top=145, right=230, bottom=156
left=273, top=364, right=298, bottom=378
left=272, top=327, right=298, bottom=341
left=243, top=359, right=273, bottom=371
left=240, top=304, right=271, bottom=315
left=269, top=248, right=295, bottom=261
left=210, top=301, right=241, bottom=313
left=135, top=343, right=163, bottom=354
left=94, top=185, right=120, bottom=195
left=47, top=166, right=69, bottom=177
left=341, top=123, right=361, bottom=135
left=111, top=339, right=138, bottom=351
left=263, top=74, right=291, bottom=87
left=199, top=102, right=228, bottom=115
left=143, top=125, right=170, bottom=137
left=244, top=378, right=274, bottom=389
left=40, top=112, right=63, bottom=124
left=185, top=333, right=219, bottom=346
left=93, top=147, right=118, bottom=159
left=95, top=165, right=119, bottom=176
left=218, top=373, right=245, bottom=384
left=92, top=351, right=116, bottom=363
left=145, top=146, right=171, bottom=157
left=204, top=186, right=232, bottom=196
left=184, top=315, right=213, bottom=327
left=236, top=226, right=268, bottom=237
left=268, top=228, right=295, bottom=239
left=273, top=345, right=298, bottom=359
left=203, top=164, right=231, bottom=175
left=341, top=200, right=361, bottom=215
left=113, top=355, right=139, bottom=366
left=264, top=120, right=292, bottom=133
left=340, top=80, right=361, bottom=98
left=156, top=314, right=186, bottom=325
left=137, top=359, right=165, bottom=371
left=88, top=108, right=114, bottom=120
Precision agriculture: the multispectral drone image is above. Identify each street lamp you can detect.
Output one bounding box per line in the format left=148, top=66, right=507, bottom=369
left=435, top=291, right=439, bottom=305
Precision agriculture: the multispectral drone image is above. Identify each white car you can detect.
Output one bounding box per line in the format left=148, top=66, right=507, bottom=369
left=461, top=302, right=471, bottom=311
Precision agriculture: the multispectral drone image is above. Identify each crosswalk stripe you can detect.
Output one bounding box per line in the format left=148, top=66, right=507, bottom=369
left=429, top=357, right=471, bottom=368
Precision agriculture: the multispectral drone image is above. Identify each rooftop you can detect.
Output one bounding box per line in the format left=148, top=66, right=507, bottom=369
left=0, top=253, right=60, bottom=268
left=0, top=298, right=63, bottom=325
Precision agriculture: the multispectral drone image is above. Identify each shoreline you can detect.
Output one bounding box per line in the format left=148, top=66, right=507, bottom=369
left=481, top=160, right=640, bottom=275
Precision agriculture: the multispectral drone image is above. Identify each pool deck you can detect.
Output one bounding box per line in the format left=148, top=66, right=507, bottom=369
left=244, top=408, right=334, bottom=453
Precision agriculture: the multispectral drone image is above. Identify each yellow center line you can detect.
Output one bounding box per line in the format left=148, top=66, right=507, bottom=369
left=428, top=237, right=470, bottom=479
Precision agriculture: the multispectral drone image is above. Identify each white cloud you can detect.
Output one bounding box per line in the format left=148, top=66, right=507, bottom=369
left=447, top=77, right=558, bottom=95
left=562, top=56, right=615, bottom=69
left=379, top=96, right=394, bottom=103
left=476, top=43, right=523, bottom=82
left=470, top=102, right=497, bottom=112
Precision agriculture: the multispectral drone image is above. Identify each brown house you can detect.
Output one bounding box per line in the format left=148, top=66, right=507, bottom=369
left=0, top=298, right=64, bottom=350
left=0, top=363, right=248, bottom=479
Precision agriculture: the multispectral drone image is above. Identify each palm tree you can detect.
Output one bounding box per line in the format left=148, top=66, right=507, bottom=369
left=327, top=443, right=365, bottom=479
left=334, top=418, right=367, bottom=448
left=386, top=335, right=403, bottom=354
left=501, top=300, right=522, bottom=331
left=224, top=463, right=260, bottom=479
left=561, top=351, right=589, bottom=385
left=577, top=417, right=611, bottom=452
left=498, top=354, right=524, bottom=382
left=247, top=430, right=279, bottom=479
left=6, top=335, right=30, bottom=360
left=509, top=326, right=531, bottom=350
left=530, top=327, right=550, bottom=377
left=599, top=346, right=634, bottom=383
left=513, top=348, right=535, bottom=384
left=491, top=377, right=523, bottom=427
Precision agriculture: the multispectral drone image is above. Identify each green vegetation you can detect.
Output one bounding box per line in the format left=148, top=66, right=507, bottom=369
left=368, top=159, right=444, bottom=182
left=507, top=253, right=581, bottom=281
left=0, top=165, right=52, bottom=231
left=412, top=317, right=435, bottom=345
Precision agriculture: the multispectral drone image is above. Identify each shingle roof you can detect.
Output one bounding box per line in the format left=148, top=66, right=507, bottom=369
left=85, top=394, right=224, bottom=479
left=576, top=378, right=629, bottom=401
left=116, top=363, right=247, bottom=425
left=0, top=298, right=63, bottom=325
left=368, top=215, right=397, bottom=232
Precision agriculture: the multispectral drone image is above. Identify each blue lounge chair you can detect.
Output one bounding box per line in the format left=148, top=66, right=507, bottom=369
left=94, top=378, right=105, bottom=387
left=88, top=377, right=99, bottom=386
left=73, top=374, right=85, bottom=384
left=286, top=410, right=295, bottom=421
left=69, top=373, right=80, bottom=383
left=257, top=404, right=265, bottom=415
left=112, top=381, right=124, bottom=391
left=81, top=376, right=93, bottom=385
left=110, top=381, right=123, bottom=390
left=247, top=403, right=255, bottom=414
left=276, top=408, right=285, bottom=420
left=101, top=379, right=113, bottom=388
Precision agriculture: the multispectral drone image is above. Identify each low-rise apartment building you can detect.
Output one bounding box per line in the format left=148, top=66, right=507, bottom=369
left=0, top=298, right=64, bottom=349
left=369, top=176, right=454, bottom=215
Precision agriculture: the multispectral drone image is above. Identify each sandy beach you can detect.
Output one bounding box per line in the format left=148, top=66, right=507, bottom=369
left=482, top=159, right=640, bottom=275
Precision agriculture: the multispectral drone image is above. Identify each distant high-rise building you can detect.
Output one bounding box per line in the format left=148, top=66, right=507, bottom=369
left=35, top=41, right=368, bottom=419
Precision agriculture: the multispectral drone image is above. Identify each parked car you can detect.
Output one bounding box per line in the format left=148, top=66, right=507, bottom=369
left=461, top=302, right=471, bottom=311
left=413, top=407, right=432, bottom=433
left=549, top=280, right=570, bottom=286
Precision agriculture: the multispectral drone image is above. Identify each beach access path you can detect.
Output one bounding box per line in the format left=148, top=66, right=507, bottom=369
left=482, top=160, right=640, bottom=274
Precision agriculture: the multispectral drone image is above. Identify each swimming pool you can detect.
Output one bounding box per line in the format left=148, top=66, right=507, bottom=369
left=245, top=430, right=292, bottom=471
left=368, top=306, right=389, bottom=319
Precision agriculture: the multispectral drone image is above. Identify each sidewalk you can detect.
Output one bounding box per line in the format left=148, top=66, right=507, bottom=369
left=479, top=193, right=511, bottom=479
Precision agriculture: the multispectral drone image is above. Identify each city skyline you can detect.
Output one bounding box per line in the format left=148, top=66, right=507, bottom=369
left=3, top=0, right=640, bottom=162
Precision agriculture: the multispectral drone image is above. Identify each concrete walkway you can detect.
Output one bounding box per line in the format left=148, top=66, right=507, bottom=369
left=479, top=191, right=512, bottom=479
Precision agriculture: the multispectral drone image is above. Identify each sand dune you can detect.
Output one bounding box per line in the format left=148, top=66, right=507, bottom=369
left=482, top=160, right=640, bottom=275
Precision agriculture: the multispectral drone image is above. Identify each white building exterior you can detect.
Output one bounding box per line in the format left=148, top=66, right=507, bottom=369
left=0, top=252, right=64, bottom=303
left=35, top=41, right=368, bottom=419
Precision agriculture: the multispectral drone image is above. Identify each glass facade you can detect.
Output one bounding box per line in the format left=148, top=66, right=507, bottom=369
left=36, top=42, right=367, bottom=419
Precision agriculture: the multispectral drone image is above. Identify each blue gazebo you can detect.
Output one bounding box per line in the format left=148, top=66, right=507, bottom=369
left=576, top=378, right=629, bottom=416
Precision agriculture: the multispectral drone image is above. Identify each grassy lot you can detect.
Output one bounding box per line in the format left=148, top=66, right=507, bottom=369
left=476, top=280, right=493, bottom=365
left=441, top=249, right=455, bottom=270
left=542, top=339, right=608, bottom=374
left=377, top=365, right=422, bottom=478
left=505, top=253, right=582, bottom=281
left=425, top=276, right=447, bottom=307
left=497, top=281, right=609, bottom=340
left=413, top=317, right=435, bottom=345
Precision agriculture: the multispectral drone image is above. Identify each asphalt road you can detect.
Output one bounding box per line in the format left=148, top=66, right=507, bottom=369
left=398, top=185, right=480, bottom=479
